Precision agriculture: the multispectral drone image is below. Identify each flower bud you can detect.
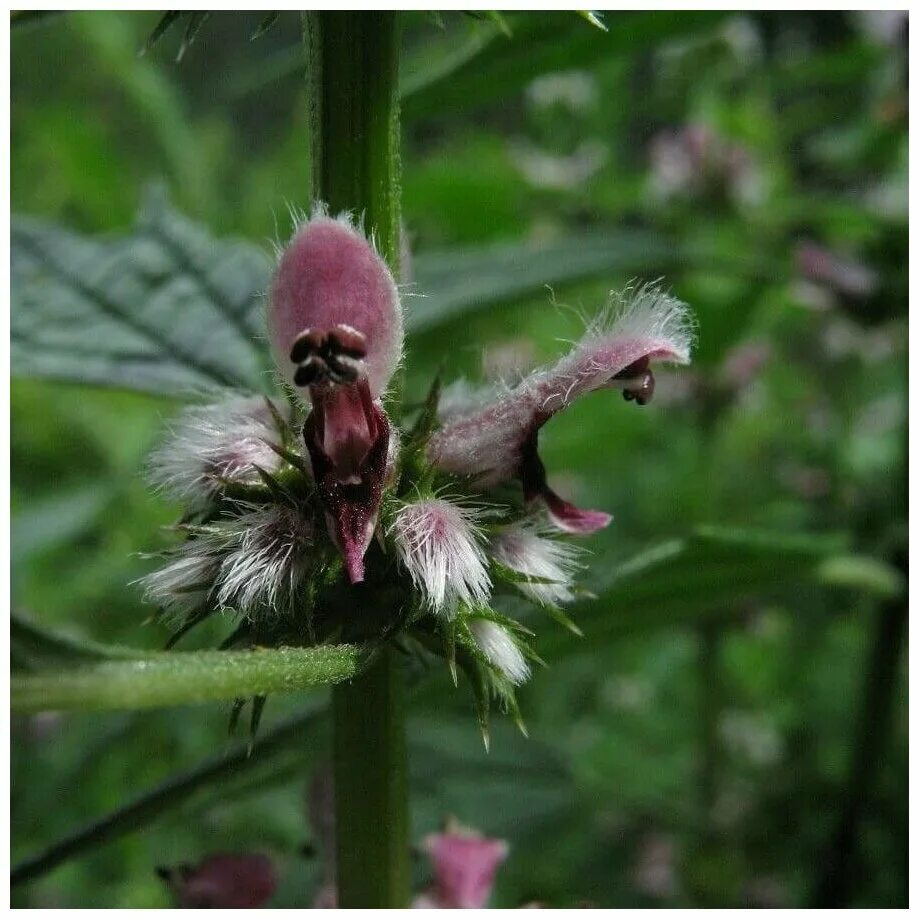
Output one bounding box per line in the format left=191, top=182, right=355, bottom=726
left=390, top=497, right=491, bottom=616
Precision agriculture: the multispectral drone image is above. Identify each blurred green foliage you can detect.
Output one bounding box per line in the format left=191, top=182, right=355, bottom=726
left=11, top=10, right=906, bottom=908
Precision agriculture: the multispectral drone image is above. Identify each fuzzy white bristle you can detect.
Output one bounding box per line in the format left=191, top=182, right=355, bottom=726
left=140, top=502, right=314, bottom=620
left=582, top=281, right=695, bottom=364
left=490, top=518, right=583, bottom=606
left=390, top=497, right=492, bottom=616
left=138, top=545, right=219, bottom=619
left=148, top=396, right=289, bottom=506
left=215, top=504, right=314, bottom=614
left=469, top=619, right=530, bottom=685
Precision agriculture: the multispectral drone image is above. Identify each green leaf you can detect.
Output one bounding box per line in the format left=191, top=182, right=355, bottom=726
left=176, top=11, right=210, bottom=62
left=401, top=11, right=728, bottom=121
left=12, top=188, right=272, bottom=395
left=11, top=613, right=151, bottom=671
left=408, top=229, right=678, bottom=334
left=542, top=526, right=850, bottom=654
left=816, top=554, right=906, bottom=598
left=11, top=485, right=114, bottom=567
left=11, top=703, right=326, bottom=887
left=12, top=644, right=363, bottom=713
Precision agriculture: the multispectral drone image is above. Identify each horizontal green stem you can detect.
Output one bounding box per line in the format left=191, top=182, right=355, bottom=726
left=12, top=645, right=362, bottom=713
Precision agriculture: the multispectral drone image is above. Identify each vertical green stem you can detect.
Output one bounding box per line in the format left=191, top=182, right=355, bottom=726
left=303, top=12, right=409, bottom=908
left=811, top=548, right=907, bottom=907
left=332, top=648, right=410, bottom=907
left=698, top=622, right=722, bottom=823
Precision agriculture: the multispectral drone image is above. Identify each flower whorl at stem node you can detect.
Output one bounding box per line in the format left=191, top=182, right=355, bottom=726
left=269, top=208, right=404, bottom=582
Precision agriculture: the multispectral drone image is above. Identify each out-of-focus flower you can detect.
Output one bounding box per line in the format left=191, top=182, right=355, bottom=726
left=158, top=853, right=277, bottom=908
left=148, top=396, right=291, bottom=507
left=632, top=833, right=679, bottom=900
left=648, top=124, right=762, bottom=207
left=269, top=209, right=403, bottom=583
left=525, top=70, right=597, bottom=111
left=854, top=10, right=908, bottom=47
left=718, top=341, right=771, bottom=391
left=469, top=619, right=530, bottom=686
left=390, top=497, right=491, bottom=617
left=512, top=141, right=608, bottom=191
left=795, top=241, right=878, bottom=301
left=414, top=825, right=509, bottom=909
left=427, top=283, right=693, bottom=533
left=719, top=710, right=783, bottom=767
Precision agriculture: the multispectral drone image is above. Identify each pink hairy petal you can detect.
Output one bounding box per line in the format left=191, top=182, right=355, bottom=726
left=310, top=381, right=378, bottom=481
left=424, top=831, right=509, bottom=909
left=269, top=215, right=403, bottom=398
left=428, top=285, right=692, bottom=485
left=303, top=381, right=391, bottom=584
left=520, top=419, right=612, bottom=535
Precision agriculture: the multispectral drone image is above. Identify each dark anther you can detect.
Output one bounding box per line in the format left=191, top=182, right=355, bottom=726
left=324, top=352, right=360, bottom=384
left=290, top=324, right=367, bottom=388
left=327, top=324, right=367, bottom=359
left=614, top=356, right=656, bottom=406
left=290, top=329, right=324, bottom=364
left=294, top=359, right=325, bottom=387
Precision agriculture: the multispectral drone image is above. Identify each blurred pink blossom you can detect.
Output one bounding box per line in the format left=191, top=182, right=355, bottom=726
left=414, top=827, right=509, bottom=909
left=160, top=853, right=277, bottom=908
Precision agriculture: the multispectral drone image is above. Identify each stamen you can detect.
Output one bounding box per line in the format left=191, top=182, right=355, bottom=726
left=324, top=352, right=361, bottom=384
left=294, top=359, right=326, bottom=387
left=613, top=356, right=655, bottom=405
left=289, top=324, right=368, bottom=390
left=290, top=329, right=324, bottom=364
left=328, top=324, right=368, bottom=359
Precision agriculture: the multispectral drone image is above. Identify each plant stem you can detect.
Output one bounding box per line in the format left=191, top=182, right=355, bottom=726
left=304, top=11, right=410, bottom=908
left=332, top=648, right=410, bottom=907
left=305, top=11, right=401, bottom=269
left=811, top=547, right=907, bottom=907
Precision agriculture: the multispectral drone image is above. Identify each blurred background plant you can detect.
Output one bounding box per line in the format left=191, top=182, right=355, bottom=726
left=11, top=10, right=907, bottom=908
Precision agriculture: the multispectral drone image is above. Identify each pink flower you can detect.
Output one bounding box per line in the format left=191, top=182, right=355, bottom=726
left=268, top=210, right=403, bottom=583
left=159, top=853, right=277, bottom=908
left=414, top=828, right=509, bottom=909
left=795, top=241, right=878, bottom=300
left=428, top=283, right=693, bottom=533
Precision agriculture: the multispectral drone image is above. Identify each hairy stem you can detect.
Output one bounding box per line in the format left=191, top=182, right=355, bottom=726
left=304, top=11, right=409, bottom=908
